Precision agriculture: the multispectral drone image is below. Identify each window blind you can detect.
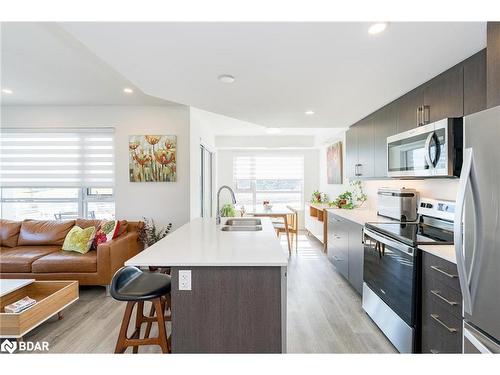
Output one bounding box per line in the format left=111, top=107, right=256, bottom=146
left=0, top=128, right=115, bottom=187
left=233, top=155, right=304, bottom=180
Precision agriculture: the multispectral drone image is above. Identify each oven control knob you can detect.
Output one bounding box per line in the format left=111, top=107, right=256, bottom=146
left=426, top=203, right=433, bottom=208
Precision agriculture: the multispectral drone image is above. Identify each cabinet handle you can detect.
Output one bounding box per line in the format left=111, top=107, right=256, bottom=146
left=416, top=106, right=422, bottom=126
left=355, top=164, right=362, bottom=176
left=430, top=349, right=440, bottom=354
left=430, top=314, right=458, bottom=333
left=332, top=256, right=343, bottom=261
left=430, top=290, right=458, bottom=306
left=430, top=265, right=458, bottom=279
left=423, top=105, right=430, bottom=124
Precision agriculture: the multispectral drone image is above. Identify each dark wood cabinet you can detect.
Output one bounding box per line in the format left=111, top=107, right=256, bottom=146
left=372, top=102, right=397, bottom=177
left=487, top=22, right=500, bottom=108
left=423, top=64, right=464, bottom=123
left=464, top=49, right=487, bottom=115
left=344, top=117, right=374, bottom=179
left=327, top=214, right=349, bottom=280
left=327, top=212, right=364, bottom=294
left=355, top=116, right=374, bottom=178
left=420, top=252, right=463, bottom=354
left=396, top=87, right=423, bottom=132
left=345, top=126, right=358, bottom=179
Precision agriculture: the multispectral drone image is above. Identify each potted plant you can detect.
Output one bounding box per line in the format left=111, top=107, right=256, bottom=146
left=139, top=217, right=172, bottom=248
left=220, top=203, right=236, bottom=217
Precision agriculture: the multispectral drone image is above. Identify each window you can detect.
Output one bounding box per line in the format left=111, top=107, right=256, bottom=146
left=233, top=155, right=304, bottom=207
left=0, top=128, right=115, bottom=220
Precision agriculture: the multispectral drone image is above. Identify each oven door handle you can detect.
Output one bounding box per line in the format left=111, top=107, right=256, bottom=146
left=363, top=228, right=415, bottom=256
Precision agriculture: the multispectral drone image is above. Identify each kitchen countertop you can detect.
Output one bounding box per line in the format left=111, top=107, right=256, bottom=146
left=325, top=207, right=457, bottom=264
left=418, top=245, right=457, bottom=264
left=125, top=217, right=288, bottom=267
left=325, top=207, right=396, bottom=226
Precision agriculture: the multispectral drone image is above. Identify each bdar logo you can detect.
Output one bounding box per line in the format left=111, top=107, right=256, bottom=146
left=1, top=340, right=17, bottom=354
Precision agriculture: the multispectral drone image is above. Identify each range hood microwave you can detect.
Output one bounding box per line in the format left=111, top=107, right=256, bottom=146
left=387, top=118, right=463, bottom=178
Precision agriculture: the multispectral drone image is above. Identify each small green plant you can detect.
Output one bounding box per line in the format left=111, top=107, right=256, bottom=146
left=220, top=203, right=236, bottom=217
left=330, top=191, right=354, bottom=209
left=350, top=180, right=367, bottom=207
left=311, top=190, right=328, bottom=204
left=139, top=217, right=172, bottom=247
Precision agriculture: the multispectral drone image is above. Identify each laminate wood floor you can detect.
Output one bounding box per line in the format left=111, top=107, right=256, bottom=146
left=13, top=232, right=396, bottom=353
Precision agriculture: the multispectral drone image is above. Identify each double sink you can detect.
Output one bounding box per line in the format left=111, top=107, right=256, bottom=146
left=220, top=218, right=263, bottom=231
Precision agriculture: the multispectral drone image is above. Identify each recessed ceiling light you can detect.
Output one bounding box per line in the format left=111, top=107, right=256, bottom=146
left=368, top=22, right=388, bottom=35
left=305, top=110, right=315, bottom=115
left=266, top=128, right=281, bottom=134
left=123, top=87, right=134, bottom=94
left=218, top=74, right=235, bottom=84
left=2, top=88, right=13, bottom=94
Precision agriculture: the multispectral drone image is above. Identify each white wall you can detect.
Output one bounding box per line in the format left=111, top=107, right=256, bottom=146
left=1, top=105, right=191, bottom=230
left=217, top=148, right=319, bottom=228
left=189, top=107, right=217, bottom=220
left=317, top=129, right=459, bottom=210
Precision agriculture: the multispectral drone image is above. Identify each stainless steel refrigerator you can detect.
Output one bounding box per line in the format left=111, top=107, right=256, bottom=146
left=455, top=105, right=500, bottom=353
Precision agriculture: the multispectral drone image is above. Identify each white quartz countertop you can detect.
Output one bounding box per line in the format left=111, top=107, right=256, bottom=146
left=325, top=207, right=395, bottom=226
left=325, top=207, right=456, bottom=264
left=125, top=217, right=288, bottom=267
left=418, top=245, right=457, bottom=264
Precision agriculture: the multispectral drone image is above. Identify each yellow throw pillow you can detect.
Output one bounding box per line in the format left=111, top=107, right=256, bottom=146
left=62, top=226, right=96, bottom=254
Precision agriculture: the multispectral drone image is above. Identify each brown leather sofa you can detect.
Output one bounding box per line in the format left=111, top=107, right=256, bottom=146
left=0, top=219, right=144, bottom=292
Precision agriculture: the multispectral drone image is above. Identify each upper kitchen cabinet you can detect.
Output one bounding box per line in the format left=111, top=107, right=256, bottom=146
left=356, top=116, right=375, bottom=178
left=396, top=87, right=423, bottom=133
left=373, top=102, right=397, bottom=177
left=463, top=49, right=487, bottom=116
left=345, top=126, right=358, bottom=179
left=422, top=63, right=464, bottom=123
left=487, top=22, right=500, bottom=108
left=345, top=117, right=374, bottom=179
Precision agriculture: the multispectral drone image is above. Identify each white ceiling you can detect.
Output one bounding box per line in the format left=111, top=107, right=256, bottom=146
left=60, top=22, right=487, bottom=128
left=0, top=22, right=173, bottom=106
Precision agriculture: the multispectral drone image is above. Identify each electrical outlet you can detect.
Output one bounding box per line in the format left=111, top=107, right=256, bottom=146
left=178, top=270, right=192, bottom=291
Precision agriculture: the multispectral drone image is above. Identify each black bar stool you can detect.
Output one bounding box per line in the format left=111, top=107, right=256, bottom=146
left=111, top=266, right=171, bottom=353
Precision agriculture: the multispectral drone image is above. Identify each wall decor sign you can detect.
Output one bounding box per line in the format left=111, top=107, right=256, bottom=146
left=327, top=141, right=343, bottom=184
left=129, top=135, right=177, bottom=182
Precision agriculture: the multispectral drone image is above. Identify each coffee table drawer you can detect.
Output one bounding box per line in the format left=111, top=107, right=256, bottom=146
left=0, top=280, right=79, bottom=337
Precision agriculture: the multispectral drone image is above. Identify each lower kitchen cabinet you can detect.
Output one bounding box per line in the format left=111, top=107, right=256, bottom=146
left=420, top=251, right=463, bottom=354
left=327, top=212, right=364, bottom=294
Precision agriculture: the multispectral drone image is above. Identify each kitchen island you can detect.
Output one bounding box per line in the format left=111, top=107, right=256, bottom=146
left=125, top=217, right=288, bottom=353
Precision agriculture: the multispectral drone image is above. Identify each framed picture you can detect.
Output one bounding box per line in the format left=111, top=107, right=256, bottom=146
left=327, top=141, right=342, bottom=184
left=129, top=135, right=177, bottom=182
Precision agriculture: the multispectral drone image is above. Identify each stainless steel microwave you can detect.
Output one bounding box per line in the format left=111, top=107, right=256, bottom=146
left=386, top=118, right=463, bottom=178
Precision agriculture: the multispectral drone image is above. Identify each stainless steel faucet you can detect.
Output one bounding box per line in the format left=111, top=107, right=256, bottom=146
left=216, top=185, right=237, bottom=225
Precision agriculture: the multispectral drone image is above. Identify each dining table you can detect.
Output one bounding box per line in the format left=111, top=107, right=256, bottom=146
left=244, top=204, right=296, bottom=254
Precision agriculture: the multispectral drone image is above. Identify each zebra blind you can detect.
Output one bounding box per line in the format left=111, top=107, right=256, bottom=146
left=0, top=128, right=115, bottom=187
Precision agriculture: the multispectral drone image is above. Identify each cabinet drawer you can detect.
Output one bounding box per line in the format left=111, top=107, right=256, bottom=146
left=422, top=252, right=460, bottom=291
left=421, top=307, right=462, bottom=353
left=422, top=284, right=463, bottom=354
left=423, top=276, right=462, bottom=319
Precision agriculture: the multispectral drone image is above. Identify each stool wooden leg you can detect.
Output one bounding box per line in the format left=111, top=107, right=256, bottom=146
left=115, top=301, right=135, bottom=354
left=144, top=302, right=155, bottom=339
left=153, top=298, right=170, bottom=353
left=132, top=301, right=144, bottom=353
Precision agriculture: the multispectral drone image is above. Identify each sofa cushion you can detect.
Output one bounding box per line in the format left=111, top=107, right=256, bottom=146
left=32, top=250, right=97, bottom=273
left=116, top=220, right=128, bottom=236
left=0, top=220, right=22, bottom=247
left=0, top=245, right=61, bottom=273
left=62, top=226, right=96, bottom=254
left=76, top=218, right=102, bottom=230
left=18, top=220, right=75, bottom=246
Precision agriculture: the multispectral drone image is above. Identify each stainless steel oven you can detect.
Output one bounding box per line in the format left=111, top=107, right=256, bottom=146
left=387, top=118, right=463, bottom=178
left=362, top=228, right=417, bottom=353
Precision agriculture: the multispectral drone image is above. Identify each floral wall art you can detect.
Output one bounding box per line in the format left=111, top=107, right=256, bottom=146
left=129, top=135, right=177, bottom=182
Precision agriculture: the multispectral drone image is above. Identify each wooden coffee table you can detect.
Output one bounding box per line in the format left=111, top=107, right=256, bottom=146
left=0, top=279, right=79, bottom=340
